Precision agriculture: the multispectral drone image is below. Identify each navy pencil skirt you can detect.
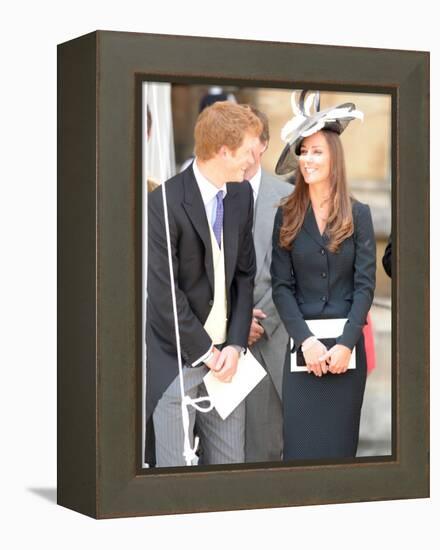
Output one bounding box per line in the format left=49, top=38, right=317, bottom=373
left=282, top=334, right=367, bottom=461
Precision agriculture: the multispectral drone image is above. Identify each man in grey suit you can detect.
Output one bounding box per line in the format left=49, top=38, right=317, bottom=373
left=244, top=108, right=292, bottom=462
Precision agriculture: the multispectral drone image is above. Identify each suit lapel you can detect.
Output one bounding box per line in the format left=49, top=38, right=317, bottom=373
left=253, top=174, right=279, bottom=282
left=302, top=203, right=325, bottom=247
left=181, top=166, right=214, bottom=292
left=223, top=183, right=240, bottom=290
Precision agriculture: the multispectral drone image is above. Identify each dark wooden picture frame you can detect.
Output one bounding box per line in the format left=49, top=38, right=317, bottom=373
left=57, top=30, right=429, bottom=519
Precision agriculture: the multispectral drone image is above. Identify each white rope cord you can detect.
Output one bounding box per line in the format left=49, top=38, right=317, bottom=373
left=151, top=85, right=214, bottom=466
left=160, top=181, right=214, bottom=465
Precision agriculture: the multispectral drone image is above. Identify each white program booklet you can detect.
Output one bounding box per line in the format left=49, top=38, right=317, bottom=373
left=203, top=350, right=267, bottom=420
left=291, top=318, right=356, bottom=372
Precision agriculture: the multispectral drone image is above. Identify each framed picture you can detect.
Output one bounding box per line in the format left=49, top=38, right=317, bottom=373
left=57, top=30, right=429, bottom=518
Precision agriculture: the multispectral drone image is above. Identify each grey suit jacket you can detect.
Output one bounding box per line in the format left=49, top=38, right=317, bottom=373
left=249, top=170, right=292, bottom=398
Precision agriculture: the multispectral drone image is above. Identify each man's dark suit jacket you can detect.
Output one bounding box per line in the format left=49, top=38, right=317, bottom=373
left=382, top=236, right=392, bottom=277
left=145, top=164, right=256, bottom=425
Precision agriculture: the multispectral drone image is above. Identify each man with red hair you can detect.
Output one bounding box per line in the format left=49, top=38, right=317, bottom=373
left=146, top=102, right=262, bottom=467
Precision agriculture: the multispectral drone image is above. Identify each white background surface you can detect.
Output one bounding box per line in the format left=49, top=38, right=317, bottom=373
left=1, top=1, right=437, bottom=547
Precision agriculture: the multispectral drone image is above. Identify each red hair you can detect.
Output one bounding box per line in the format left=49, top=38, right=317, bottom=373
left=194, top=101, right=262, bottom=160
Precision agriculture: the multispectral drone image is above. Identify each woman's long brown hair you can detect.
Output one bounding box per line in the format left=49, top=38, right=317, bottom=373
left=279, top=130, right=354, bottom=253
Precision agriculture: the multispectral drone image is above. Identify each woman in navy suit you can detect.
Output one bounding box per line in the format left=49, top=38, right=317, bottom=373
left=271, top=92, right=376, bottom=460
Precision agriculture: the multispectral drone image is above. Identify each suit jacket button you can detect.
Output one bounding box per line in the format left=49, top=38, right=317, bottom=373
left=209, top=299, right=214, bottom=306
left=321, top=272, right=327, bottom=278
left=320, top=248, right=325, bottom=255
left=321, top=296, right=327, bottom=302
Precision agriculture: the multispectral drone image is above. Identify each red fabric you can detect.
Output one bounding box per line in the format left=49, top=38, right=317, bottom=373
left=363, top=311, right=376, bottom=374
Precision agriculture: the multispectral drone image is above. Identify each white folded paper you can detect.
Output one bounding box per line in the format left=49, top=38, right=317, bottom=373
left=291, top=318, right=356, bottom=372
left=203, top=350, right=267, bottom=420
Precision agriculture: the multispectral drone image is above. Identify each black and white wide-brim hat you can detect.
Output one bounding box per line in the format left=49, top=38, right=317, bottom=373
left=275, top=90, right=364, bottom=175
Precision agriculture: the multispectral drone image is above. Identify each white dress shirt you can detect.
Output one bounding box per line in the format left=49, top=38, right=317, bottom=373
left=192, top=159, right=228, bottom=226
left=190, top=159, right=242, bottom=366
left=190, top=159, right=227, bottom=366
left=248, top=166, right=262, bottom=202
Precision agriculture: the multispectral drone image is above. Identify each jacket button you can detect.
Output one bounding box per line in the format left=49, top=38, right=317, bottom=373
left=320, top=248, right=325, bottom=255
left=209, top=300, right=214, bottom=306
left=321, top=272, right=327, bottom=278
left=321, top=296, right=327, bottom=302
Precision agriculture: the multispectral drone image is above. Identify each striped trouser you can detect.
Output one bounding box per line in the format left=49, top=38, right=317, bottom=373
left=153, top=365, right=245, bottom=467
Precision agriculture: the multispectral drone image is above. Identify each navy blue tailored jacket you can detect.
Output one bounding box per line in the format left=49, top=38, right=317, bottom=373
left=271, top=200, right=376, bottom=351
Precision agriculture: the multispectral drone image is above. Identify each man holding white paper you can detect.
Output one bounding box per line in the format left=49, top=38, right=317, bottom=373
left=145, top=102, right=261, bottom=467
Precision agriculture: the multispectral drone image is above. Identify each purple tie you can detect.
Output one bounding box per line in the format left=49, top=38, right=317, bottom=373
left=212, top=190, right=224, bottom=248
